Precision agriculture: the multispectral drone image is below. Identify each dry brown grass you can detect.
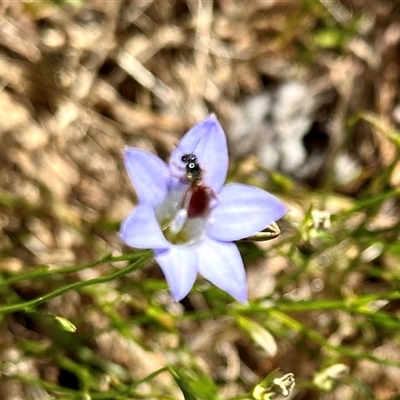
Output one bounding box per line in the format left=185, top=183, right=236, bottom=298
left=1, top=1, right=400, bottom=399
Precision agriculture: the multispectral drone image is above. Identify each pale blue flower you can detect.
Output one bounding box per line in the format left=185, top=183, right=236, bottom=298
left=120, top=115, right=287, bottom=302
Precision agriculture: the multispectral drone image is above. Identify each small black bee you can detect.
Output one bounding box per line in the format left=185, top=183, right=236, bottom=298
left=180, top=153, right=215, bottom=218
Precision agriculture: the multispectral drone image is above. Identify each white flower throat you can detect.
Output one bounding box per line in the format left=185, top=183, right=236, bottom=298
left=155, top=190, right=208, bottom=246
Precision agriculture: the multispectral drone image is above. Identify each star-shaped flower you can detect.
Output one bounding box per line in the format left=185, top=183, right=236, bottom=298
left=120, top=115, right=287, bottom=302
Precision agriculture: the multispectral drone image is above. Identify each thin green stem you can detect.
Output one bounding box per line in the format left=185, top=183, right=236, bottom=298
left=269, top=309, right=400, bottom=368
left=0, top=251, right=146, bottom=287
left=0, top=251, right=153, bottom=315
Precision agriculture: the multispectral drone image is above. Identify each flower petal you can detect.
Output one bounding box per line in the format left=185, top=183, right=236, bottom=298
left=124, top=148, right=170, bottom=206
left=169, top=115, right=228, bottom=193
left=207, top=184, right=287, bottom=241
left=120, top=204, right=170, bottom=249
left=196, top=238, right=247, bottom=302
left=155, top=246, right=198, bottom=301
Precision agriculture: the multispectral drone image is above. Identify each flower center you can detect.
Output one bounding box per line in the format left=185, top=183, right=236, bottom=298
left=155, top=190, right=207, bottom=246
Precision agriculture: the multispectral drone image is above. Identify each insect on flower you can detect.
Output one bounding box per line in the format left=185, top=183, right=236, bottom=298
left=120, top=114, right=288, bottom=302
left=180, top=153, right=216, bottom=218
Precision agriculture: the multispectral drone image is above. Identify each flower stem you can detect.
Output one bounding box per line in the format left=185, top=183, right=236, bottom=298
left=0, top=251, right=153, bottom=315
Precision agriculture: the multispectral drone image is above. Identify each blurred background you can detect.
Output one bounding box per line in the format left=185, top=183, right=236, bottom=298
left=1, top=1, right=400, bottom=399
